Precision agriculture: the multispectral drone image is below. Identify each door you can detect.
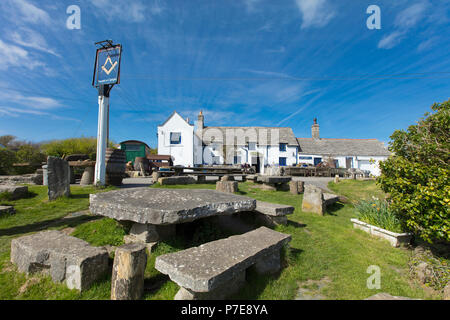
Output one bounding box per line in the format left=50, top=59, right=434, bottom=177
left=346, top=157, right=353, bottom=169
left=313, top=157, right=322, bottom=166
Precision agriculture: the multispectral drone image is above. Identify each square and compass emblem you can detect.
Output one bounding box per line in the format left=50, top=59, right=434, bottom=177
left=93, top=43, right=122, bottom=87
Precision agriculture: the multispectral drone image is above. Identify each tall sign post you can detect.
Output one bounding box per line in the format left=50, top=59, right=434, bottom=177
left=92, top=40, right=122, bottom=186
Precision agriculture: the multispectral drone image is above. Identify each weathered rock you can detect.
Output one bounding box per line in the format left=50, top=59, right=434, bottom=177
left=301, top=185, right=339, bottom=215
left=80, top=166, right=94, bottom=185
left=216, top=181, right=238, bottom=193
left=111, top=243, right=147, bottom=300
left=334, top=175, right=340, bottom=183
left=89, top=188, right=256, bottom=225
left=289, top=181, right=304, bottom=195
left=10, top=230, right=108, bottom=291
left=221, top=175, right=234, bottom=182
left=0, top=185, right=28, bottom=200
left=0, top=205, right=15, bottom=216
left=302, top=184, right=325, bottom=215
left=155, top=227, right=291, bottom=298
left=0, top=174, right=40, bottom=185
left=158, top=176, right=196, bottom=185
left=47, top=156, right=70, bottom=200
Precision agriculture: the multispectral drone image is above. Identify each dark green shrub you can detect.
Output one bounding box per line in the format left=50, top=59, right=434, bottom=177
left=378, top=100, right=450, bottom=243
left=0, top=148, right=16, bottom=175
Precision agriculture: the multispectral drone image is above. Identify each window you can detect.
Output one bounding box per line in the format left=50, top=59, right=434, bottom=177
left=170, top=132, right=181, bottom=144
left=299, top=156, right=313, bottom=160
left=279, top=157, right=287, bottom=166
left=234, top=156, right=241, bottom=164
left=279, top=143, right=287, bottom=152
left=248, top=142, right=256, bottom=150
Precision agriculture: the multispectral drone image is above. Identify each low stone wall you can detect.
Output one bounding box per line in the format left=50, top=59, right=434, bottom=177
left=351, top=218, right=413, bottom=247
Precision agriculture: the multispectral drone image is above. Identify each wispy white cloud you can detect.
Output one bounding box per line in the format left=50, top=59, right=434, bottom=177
left=9, top=0, right=51, bottom=25
left=90, top=0, right=148, bottom=22
left=0, top=91, right=61, bottom=110
left=378, top=31, right=405, bottom=49
left=0, top=39, right=44, bottom=71
left=417, top=36, right=439, bottom=52
left=9, top=28, right=60, bottom=57
left=295, top=0, right=335, bottom=29
left=0, top=106, right=79, bottom=121
left=243, top=0, right=260, bottom=13
left=264, top=46, right=286, bottom=54
left=378, top=1, right=429, bottom=49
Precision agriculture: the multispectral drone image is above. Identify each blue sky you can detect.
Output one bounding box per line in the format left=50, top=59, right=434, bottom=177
left=0, top=0, right=449, bottom=148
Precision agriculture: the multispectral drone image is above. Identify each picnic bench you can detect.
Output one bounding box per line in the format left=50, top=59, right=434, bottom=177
left=155, top=227, right=291, bottom=300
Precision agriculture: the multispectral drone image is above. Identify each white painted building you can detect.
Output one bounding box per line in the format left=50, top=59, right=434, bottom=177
left=297, top=119, right=391, bottom=176
left=157, top=111, right=299, bottom=172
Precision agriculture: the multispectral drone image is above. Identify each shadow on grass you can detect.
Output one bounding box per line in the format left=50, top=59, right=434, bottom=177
left=0, top=214, right=102, bottom=237
left=144, top=273, right=171, bottom=295
left=69, top=194, right=90, bottom=200
left=287, top=220, right=307, bottom=228
left=325, top=202, right=345, bottom=216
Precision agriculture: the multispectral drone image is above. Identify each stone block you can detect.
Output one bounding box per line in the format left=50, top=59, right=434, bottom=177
left=216, top=181, right=238, bottom=193
left=111, top=243, right=147, bottom=300
left=255, top=201, right=294, bottom=217
left=158, top=176, right=196, bottom=185
left=10, top=230, right=108, bottom=291
left=47, top=156, right=70, bottom=201
left=0, top=185, right=28, bottom=200
left=221, top=175, right=234, bottom=182
left=301, top=184, right=324, bottom=215
left=80, top=167, right=94, bottom=185
left=128, top=222, right=176, bottom=243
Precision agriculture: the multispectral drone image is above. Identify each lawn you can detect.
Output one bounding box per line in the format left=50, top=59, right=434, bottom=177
left=0, top=180, right=440, bottom=300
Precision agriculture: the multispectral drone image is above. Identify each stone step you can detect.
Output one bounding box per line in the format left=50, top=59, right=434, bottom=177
left=10, top=230, right=109, bottom=291
left=158, top=176, right=196, bottom=185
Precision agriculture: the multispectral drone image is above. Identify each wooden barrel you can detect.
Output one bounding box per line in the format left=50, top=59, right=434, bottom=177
left=134, top=157, right=149, bottom=172
left=105, top=148, right=126, bottom=186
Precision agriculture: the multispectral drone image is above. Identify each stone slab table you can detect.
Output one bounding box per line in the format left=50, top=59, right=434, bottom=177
left=89, top=188, right=256, bottom=243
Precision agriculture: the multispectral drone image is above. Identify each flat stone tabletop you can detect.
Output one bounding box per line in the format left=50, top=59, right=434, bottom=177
left=89, top=188, right=256, bottom=225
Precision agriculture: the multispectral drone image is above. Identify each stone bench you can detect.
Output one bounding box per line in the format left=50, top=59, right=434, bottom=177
left=301, top=184, right=339, bottom=215
left=0, top=185, right=28, bottom=200
left=254, top=201, right=294, bottom=226
left=158, top=176, right=196, bottom=185
left=11, top=230, right=109, bottom=291
left=256, top=176, right=292, bottom=191
left=155, top=227, right=291, bottom=300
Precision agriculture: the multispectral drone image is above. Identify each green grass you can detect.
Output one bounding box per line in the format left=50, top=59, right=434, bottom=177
left=328, top=179, right=386, bottom=203
left=0, top=181, right=441, bottom=300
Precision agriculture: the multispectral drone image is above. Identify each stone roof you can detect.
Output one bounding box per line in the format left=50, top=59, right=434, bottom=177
left=202, top=126, right=298, bottom=146
left=297, top=138, right=391, bottom=156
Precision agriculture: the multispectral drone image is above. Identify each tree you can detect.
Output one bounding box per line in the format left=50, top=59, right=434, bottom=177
left=41, top=137, right=115, bottom=160
left=377, top=99, right=450, bottom=243
left=0, top=135, right=16, bottom=149
left=15, top=144, right=47, bottom=164
left=0, top=148, right=16, bottom=175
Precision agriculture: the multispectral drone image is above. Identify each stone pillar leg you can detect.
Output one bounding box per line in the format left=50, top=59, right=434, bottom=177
left=111, top=243, right=147, bottom=300
left=80, top=167, right=94, bottom=185
left=253, top=250, right=281, bottom=274
left=126, top=223, right=176, bottom=244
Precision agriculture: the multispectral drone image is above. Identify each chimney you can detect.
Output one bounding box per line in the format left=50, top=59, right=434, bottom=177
left=311, top=118, right=320, bottom=139
left=197, top=110, right=204, bottom=131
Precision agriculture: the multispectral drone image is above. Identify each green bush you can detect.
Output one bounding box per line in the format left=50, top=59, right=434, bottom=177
left=41, top=137, right=113, bottom=160
left=355, top=199, right=403, bottom=233
left=378, top=100, right=450, bottom=243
